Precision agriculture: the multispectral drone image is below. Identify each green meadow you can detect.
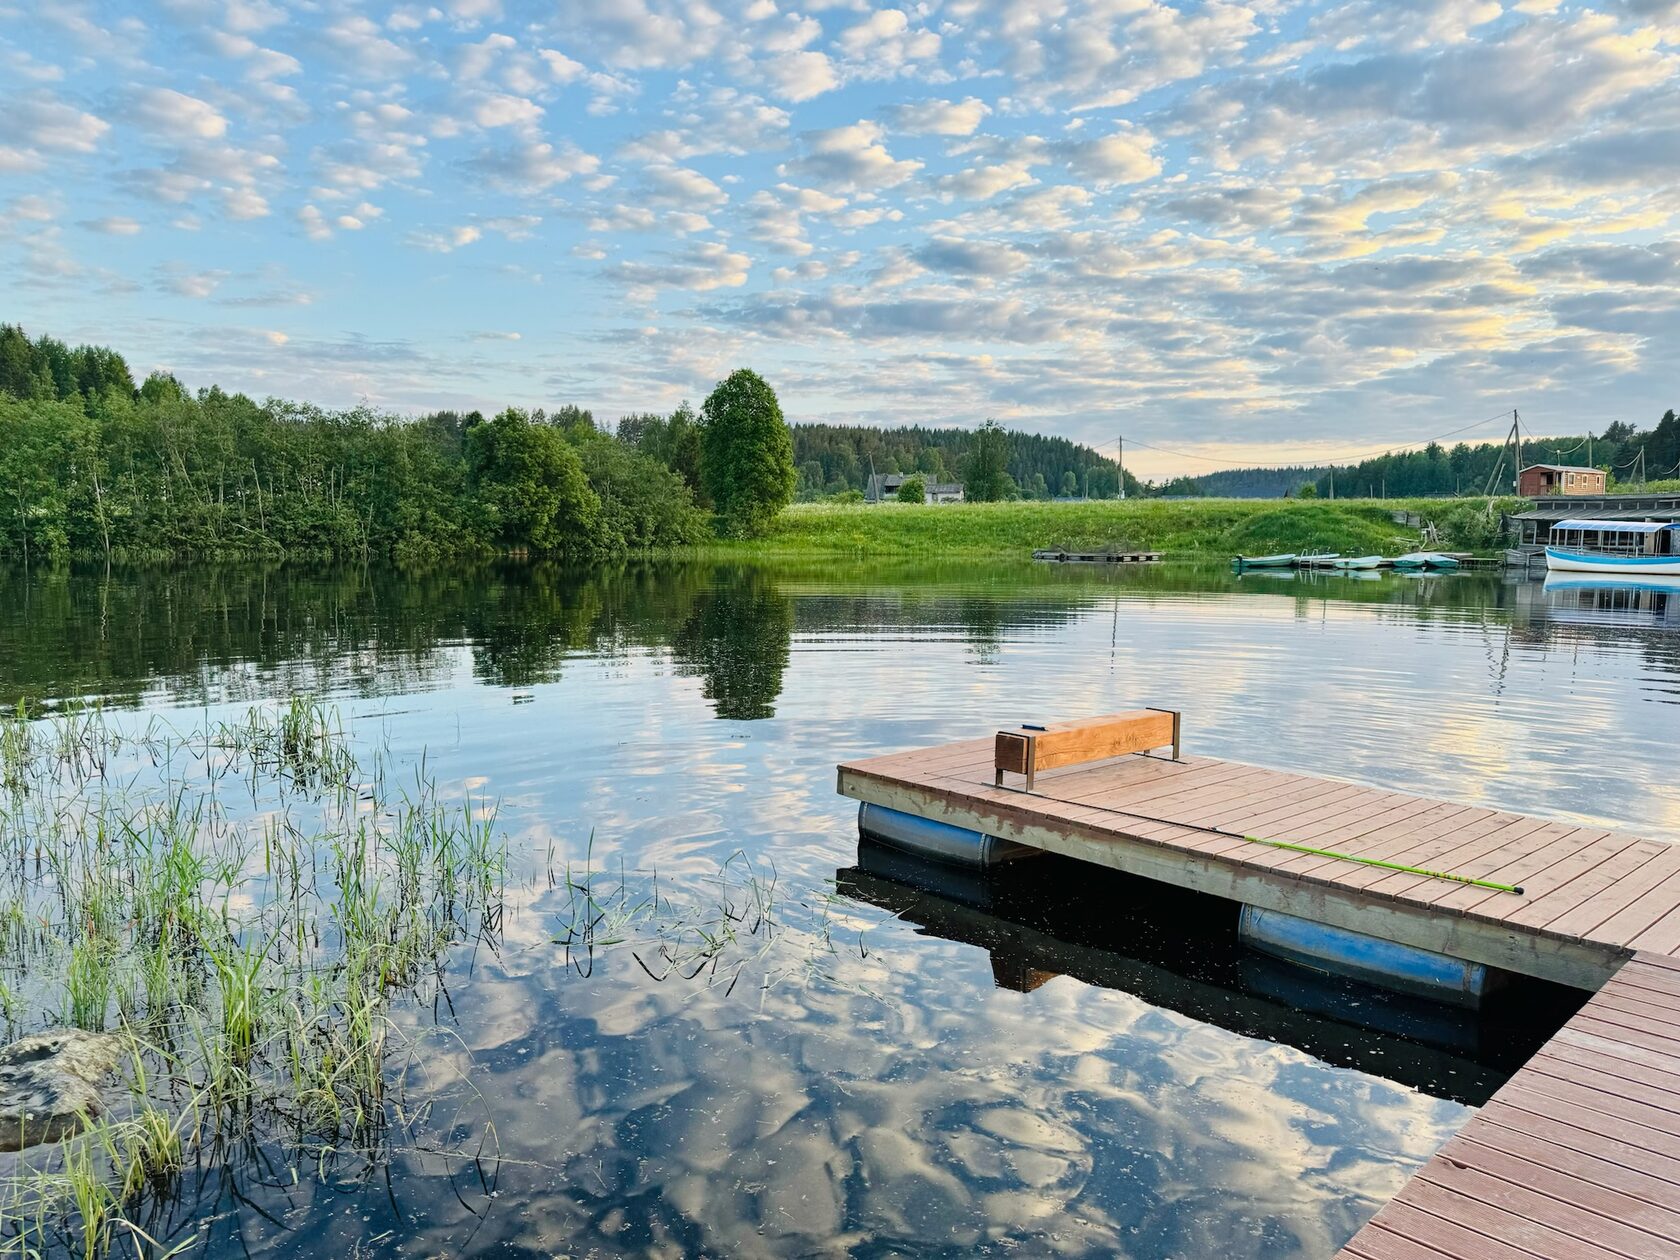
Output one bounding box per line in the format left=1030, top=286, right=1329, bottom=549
left=698, top=496, right=1522, bottom=560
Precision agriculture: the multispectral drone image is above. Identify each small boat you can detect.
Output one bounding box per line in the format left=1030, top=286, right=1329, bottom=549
left=1394, top=552, right=1461, bottom=570
left=1294, top=552, right=1341, bottom=567
left=1330, top=555, right=1381, bottom=570
left=1234, top=553, right=1296, bottom=568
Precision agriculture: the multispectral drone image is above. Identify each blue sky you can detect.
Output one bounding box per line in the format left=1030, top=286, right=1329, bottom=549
left=3, top=0, right=1678, bottom=477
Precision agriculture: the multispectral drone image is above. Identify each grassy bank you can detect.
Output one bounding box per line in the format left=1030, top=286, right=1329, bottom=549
left=700, top=496, right=1520, bottom=559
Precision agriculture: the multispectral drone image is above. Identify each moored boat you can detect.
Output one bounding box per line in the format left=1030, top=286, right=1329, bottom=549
left=1545, top=518, right=1680, bottom=575
left=1234, top=553, right=1296, bottom=568
left=1545, top=547, right=1680, bottom=576
left=1395, top=552, right=1460, bottom=570
left=1330, top=555, right=1381, bottom=570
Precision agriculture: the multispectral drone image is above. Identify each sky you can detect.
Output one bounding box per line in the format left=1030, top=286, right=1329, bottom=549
left=2, top=1, right=1678, bottom=478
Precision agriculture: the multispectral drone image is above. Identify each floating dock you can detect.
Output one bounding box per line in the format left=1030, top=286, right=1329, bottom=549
left=1031, top=548, right=1163, bottom=564
left=1339, top=953, right=1680, bottom=1260
left=836, top=718, right=1680, bottom=1259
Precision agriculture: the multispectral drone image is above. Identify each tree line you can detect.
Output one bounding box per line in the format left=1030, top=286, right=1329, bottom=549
left=786, top=421, right=1144, bottom=500
left=0, top=325, right=797, bottom=562
left=1178, top=415, right=1680, bottom=500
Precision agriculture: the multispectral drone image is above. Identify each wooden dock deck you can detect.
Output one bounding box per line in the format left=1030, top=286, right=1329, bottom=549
left=837, top=732, right=1680, bottom=1259
left=838, top=739, right=1680, bottom=988
left=1338, top=952, right=1680, bottom=1260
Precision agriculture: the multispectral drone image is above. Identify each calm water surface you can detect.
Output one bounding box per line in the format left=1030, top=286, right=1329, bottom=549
left=3, top=560, right=1677, bottom=1258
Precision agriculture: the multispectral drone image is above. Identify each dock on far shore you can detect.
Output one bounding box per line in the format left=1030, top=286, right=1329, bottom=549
left=836, top=715, right=1680, bottom=1260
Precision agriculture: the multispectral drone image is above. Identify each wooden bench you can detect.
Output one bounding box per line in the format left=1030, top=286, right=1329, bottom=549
left=994, top=709, right=1180, bottom=791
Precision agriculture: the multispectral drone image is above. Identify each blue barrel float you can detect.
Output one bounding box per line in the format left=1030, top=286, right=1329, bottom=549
left=1238, top=905, right=1502, bottom=1009
left=857, top=803, right=1039, bottom=867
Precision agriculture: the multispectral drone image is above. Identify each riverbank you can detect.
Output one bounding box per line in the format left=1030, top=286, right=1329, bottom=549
left=700, top=496, right=1521, bottom=559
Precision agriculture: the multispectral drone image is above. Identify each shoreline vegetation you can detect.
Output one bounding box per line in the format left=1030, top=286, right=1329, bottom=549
left=6, top=323, right=1672, bottom=566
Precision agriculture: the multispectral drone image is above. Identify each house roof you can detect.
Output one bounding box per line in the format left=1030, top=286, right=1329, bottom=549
left=1552, top=519, right=1676, bottom=534
left=1516, top=504, right=1680, bottom=522
left=1521, top=464, right=1602, bottom=475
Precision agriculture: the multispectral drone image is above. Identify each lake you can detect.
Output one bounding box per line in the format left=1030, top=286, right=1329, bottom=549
left=1, top=559, right=1676, bottom=1258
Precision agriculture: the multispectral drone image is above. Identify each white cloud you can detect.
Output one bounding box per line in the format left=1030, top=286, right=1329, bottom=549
left=836, top=9, right=940, bottom=70
left=471, top=93, right=544, bottom=129
left=133, top=88, right=228, bottom=142
left=159, top=263, right=230, bottom=298
left=786, top=120, right=923, bottom=193
left=764, top=51, right=839, bottom=102
left=606, top=240, right=751, bottom=294
left=886, top=97, right=990, bottom=136
left=6, top=94, right=110, bottom=153
left=407, top=224, right=483, bottom=252
left=80, top=215, right=141, bottom=234
left=465, top=140, right=600, bottom=191
left=1061, top=127, right=1163, bottom=184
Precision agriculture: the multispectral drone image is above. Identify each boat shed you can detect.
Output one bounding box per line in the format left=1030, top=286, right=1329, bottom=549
left=1510, top=490, right=1680, bottom=547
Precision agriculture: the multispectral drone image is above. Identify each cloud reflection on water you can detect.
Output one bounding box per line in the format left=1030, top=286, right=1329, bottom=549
left=5, top=559, right=1672, bottom=1255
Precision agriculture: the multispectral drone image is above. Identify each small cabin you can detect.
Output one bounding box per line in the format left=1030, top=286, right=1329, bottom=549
left=1519, top=464, right=1606, bottom=497
left=865, top=473, right=965, bottom=504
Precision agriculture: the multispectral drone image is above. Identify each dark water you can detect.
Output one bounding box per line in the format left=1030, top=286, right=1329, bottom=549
left=4, top=560, right=1677, bottom=1258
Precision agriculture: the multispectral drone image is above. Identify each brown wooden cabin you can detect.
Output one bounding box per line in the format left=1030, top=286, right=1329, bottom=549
left=1518, top=463, right=1606, bottom=496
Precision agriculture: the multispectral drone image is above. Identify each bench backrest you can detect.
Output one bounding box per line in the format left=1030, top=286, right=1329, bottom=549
left=995, top=709, right=1179, bottom=790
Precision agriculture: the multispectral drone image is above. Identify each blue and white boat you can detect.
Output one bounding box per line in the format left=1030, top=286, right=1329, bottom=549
left=1545, top=519, right=1680, bottom=576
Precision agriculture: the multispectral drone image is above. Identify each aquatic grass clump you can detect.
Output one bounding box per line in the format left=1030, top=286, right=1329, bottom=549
left=551, top=847, right=861, bottom=1001
left=0, top=705, right=509, bottom=1259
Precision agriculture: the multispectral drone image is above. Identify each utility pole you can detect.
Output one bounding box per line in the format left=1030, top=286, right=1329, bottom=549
left=1513, top=409, right=1523, bottom=495
left=1117, top=434, right=1125, bottom=500
left=1329, top=470, right=1335, bottom=500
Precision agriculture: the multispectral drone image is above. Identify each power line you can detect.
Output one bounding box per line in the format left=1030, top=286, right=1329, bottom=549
left=1094, top=408, right=1517, bottom=470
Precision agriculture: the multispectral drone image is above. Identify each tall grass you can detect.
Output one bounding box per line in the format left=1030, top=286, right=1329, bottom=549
left=693, top=498, right=1423, bottom=558
left=0, top=702, right=868, bottom=1259
left=0, top=703, right=508, bottom=1258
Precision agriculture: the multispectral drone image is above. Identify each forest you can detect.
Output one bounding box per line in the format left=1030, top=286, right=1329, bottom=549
left=785, top=422, right=1143, bottom=500
left=1181, top=419, right=1680, bottom=499
left=0, top=325, right=1098, bottom=562
left=0, top=324, right=782, bottom=562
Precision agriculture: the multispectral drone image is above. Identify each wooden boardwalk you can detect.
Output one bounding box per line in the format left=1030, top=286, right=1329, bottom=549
left=837, top=733, right=1680, bottom=1259
left=838, top=740, right=1680, bottom=987
left=1339, top=952, right=1680, bottom=1260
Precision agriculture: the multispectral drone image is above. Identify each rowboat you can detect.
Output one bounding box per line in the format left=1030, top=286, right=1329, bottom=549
left=1234, top=553, right=1296, bottom=568
left=1394, top=552, right=1461, bottom=570
left=1294, top=552, right=1341, bottom=567
left=1330, top=555, right=1381, bottom=570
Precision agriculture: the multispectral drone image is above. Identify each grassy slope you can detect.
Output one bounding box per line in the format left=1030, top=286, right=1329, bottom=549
left=707, top=498, right=1449, bottom=559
